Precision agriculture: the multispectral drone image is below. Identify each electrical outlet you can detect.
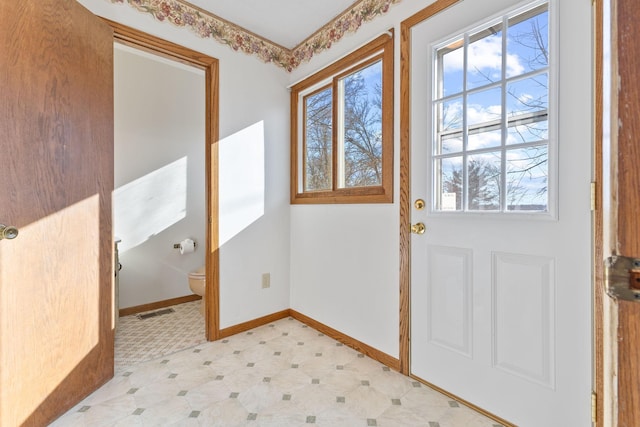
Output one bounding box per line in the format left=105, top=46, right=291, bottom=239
left=261, top=273, right=270, bottom=289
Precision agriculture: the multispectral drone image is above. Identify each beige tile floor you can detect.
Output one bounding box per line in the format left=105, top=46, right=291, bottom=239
left=115, top=301, right=206, bottom=369
left=52, top=315, right=504, bottom=426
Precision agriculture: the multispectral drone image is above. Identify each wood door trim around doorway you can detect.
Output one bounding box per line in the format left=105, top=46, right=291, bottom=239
left=611, top=0, right=640, bottom=424
left=593, top=0, right=605, bottom=425
left=104, top=20, right=221, bottom=341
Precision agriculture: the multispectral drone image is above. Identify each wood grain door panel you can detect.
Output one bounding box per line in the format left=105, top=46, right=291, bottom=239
left=0, top=1, right=114, bottom=425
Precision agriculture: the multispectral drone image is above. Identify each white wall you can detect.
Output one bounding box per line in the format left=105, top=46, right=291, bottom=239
left=79, top=0, right=292, bottom=326
left=288, top=1, right=439, bottom=359
left=80, top=0, right=441, bottom=356
left=114, top=44, right=206, bottom=308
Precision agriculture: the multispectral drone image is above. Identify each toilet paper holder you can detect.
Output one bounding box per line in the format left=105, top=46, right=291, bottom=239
left=173, top=240, right=197, bottom=249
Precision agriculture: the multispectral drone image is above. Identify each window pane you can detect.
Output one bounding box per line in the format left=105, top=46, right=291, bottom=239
left=506, top=73, right=548, bottom=145
left=507, top=73, right=548, bottom=117
left=338, top=60, right=383, bottom=188
left=467, top=26, right=503, bottom=90
left=439, top=38, right=464, bottom=97
left=304, top=87, right=332, bottom=191
left=468, top=128, right=502, bottom=151
left=506, top=6, right=549, bottom=78
left=436, top=156, right=463, bottom=211
left=507, top=120, right=548, bottom=145
left=506, top=145, right=548, bottom=211
left=437, top=133, right=463, bottom=155
left=467, top=87, right=501, bottom=128
left=467, top=152, right=501, bottom=211
left=436, top=97, right=463, bottom=133
left=435, top=97, right=463, bottom=155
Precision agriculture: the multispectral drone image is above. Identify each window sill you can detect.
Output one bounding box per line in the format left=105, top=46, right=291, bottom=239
left=291, top=187, right=392, bottom=205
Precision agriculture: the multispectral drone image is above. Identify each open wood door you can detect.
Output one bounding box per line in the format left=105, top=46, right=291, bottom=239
left=610, top=0, right=640, bottom=424
left=0, top=1, right=114, bottom=425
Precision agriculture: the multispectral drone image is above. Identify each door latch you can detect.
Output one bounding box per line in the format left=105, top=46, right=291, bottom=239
left=411, top=222, right=426, bottom=235
left=605, top=256, right=640, bottom=302
left=0, top=224, right=19, bottom=240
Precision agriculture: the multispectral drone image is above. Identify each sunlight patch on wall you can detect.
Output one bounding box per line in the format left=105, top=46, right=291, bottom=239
left=114, top=157, right=187, bottom=252
left=219, top=121, right=265, bottom=246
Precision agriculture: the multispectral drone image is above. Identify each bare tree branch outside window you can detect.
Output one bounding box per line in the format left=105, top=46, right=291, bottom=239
left=304, top=61, right=383, bottom=190
left=304, top=87, right=332, bottom=191
left=341, top=63, right=383, bottom=188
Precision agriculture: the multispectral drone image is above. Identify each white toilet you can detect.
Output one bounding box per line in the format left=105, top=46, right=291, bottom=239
left=188, top=266, right=206, bottom=315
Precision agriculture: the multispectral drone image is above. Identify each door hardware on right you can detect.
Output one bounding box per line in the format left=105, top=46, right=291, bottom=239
left=410, top=222, right=426, bottom=235
left=0, top=224, right=19, bottom=240
left=414, top=199, right=426, bottom=210
left=605, top=256, right=640, bottom=302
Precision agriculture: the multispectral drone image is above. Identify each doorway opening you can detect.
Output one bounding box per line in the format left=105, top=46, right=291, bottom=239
left=106, top=21, right=221, bottom=360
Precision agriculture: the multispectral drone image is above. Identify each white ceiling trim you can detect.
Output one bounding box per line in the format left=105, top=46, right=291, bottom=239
left=106, top=0, right=402, bottom=71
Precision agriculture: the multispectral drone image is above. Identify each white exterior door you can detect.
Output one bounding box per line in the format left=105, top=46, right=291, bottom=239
left=409, top=0, right=592, bottom=425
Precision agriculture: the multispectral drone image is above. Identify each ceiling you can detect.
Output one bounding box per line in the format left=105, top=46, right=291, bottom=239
left=186, top=0, right=358, bottom=49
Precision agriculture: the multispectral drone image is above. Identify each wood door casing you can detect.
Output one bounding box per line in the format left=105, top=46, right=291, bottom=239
left=613, top=0, right=640, bottom=424
left=105, top=20, right=221, bottom=342
left=593, top=0, right=605, bottom=424
left=0, top=1, right=114, bottom=425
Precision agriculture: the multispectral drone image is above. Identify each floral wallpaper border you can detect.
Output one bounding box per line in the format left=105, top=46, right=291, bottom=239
left=108, top=0, right=401, bottom=71
left=290, top=0, right=400, bottom=68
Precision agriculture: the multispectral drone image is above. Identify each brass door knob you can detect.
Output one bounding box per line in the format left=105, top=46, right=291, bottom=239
left=411, top=222, right=426, bottom=235
left=0, top=224, right=19, bottom=240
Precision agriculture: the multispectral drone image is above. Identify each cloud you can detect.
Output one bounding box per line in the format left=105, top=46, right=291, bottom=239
left=467, top=104, right=501, bottom=125
left=441, top=99, right=502, bottom=129
left=517, top=93, right=534, bottom=104
left=442, top=35, right=524, bottom=79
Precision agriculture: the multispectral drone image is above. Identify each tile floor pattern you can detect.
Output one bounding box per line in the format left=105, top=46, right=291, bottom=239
left=53, top=317, right=504, bottom=427
left=115, top=300, right=206, bottom=369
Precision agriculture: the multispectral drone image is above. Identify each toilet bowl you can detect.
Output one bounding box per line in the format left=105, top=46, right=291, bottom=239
left=188, top=265, right=206, bottom=315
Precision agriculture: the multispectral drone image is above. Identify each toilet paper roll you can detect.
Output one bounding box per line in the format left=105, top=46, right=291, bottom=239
left=179, top=238, right=195, bottom=255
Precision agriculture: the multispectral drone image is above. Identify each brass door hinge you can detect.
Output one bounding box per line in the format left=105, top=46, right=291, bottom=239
left=591, top=182, right=597, bottom=211
left=591, top=391, right=597, bottom=423
left=605, top=256, right=640, bottom=302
